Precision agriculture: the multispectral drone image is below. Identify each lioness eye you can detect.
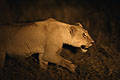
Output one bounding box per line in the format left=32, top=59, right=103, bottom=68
left=83, top=33, right=86, bottom=37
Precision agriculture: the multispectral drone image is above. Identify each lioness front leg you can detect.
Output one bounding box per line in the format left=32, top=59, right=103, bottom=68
left=55, top=48, right=76, bottom=72
left=43, top=52, right=76, bottom=72
left=43, top=44, right=76, bottom=72
left=59, top=56, right=76, bottom=72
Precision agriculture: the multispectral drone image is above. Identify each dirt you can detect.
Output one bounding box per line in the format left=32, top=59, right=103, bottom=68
left=0, top=0, right=120, bottom=80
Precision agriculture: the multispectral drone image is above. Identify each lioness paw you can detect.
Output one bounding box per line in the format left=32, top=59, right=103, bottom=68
left=68, top=63, right=76, bottom=73
left=60, top=59, right=76, bottom=73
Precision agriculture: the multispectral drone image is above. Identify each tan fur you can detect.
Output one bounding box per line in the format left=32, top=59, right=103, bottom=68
left=0, top=18, right=94, bottom=72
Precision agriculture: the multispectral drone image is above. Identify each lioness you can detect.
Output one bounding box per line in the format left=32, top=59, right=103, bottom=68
left=0, top=18, right=94, bottom=72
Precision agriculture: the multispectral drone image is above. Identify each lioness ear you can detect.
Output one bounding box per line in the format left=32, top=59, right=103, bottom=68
left=70, top=26, right=77, bottom=36
left=75, top=23, right=83, bottom=28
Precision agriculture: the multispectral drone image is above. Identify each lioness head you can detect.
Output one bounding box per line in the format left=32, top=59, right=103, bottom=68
left=69, top=23, right=94, bottom=53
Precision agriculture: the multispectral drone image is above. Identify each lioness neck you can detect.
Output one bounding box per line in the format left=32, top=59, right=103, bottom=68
left=62, top=25, right=72, bottom=44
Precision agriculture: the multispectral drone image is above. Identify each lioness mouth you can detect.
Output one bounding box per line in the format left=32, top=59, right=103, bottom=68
left=81, top=45, right=88, bottom=50
left=81, top=45, right=88, bottom=53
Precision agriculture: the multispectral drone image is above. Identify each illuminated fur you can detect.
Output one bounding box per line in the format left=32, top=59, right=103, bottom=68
left=0, top=18, right=94, bottom=72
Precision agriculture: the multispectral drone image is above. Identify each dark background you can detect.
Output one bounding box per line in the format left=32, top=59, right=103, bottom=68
left=0, top=0, right=120, bottom=80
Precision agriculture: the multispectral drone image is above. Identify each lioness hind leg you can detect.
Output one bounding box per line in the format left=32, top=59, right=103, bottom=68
left=0, top=52, right=6, bottom=68
left=39, top=54, right=48, bottom=70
